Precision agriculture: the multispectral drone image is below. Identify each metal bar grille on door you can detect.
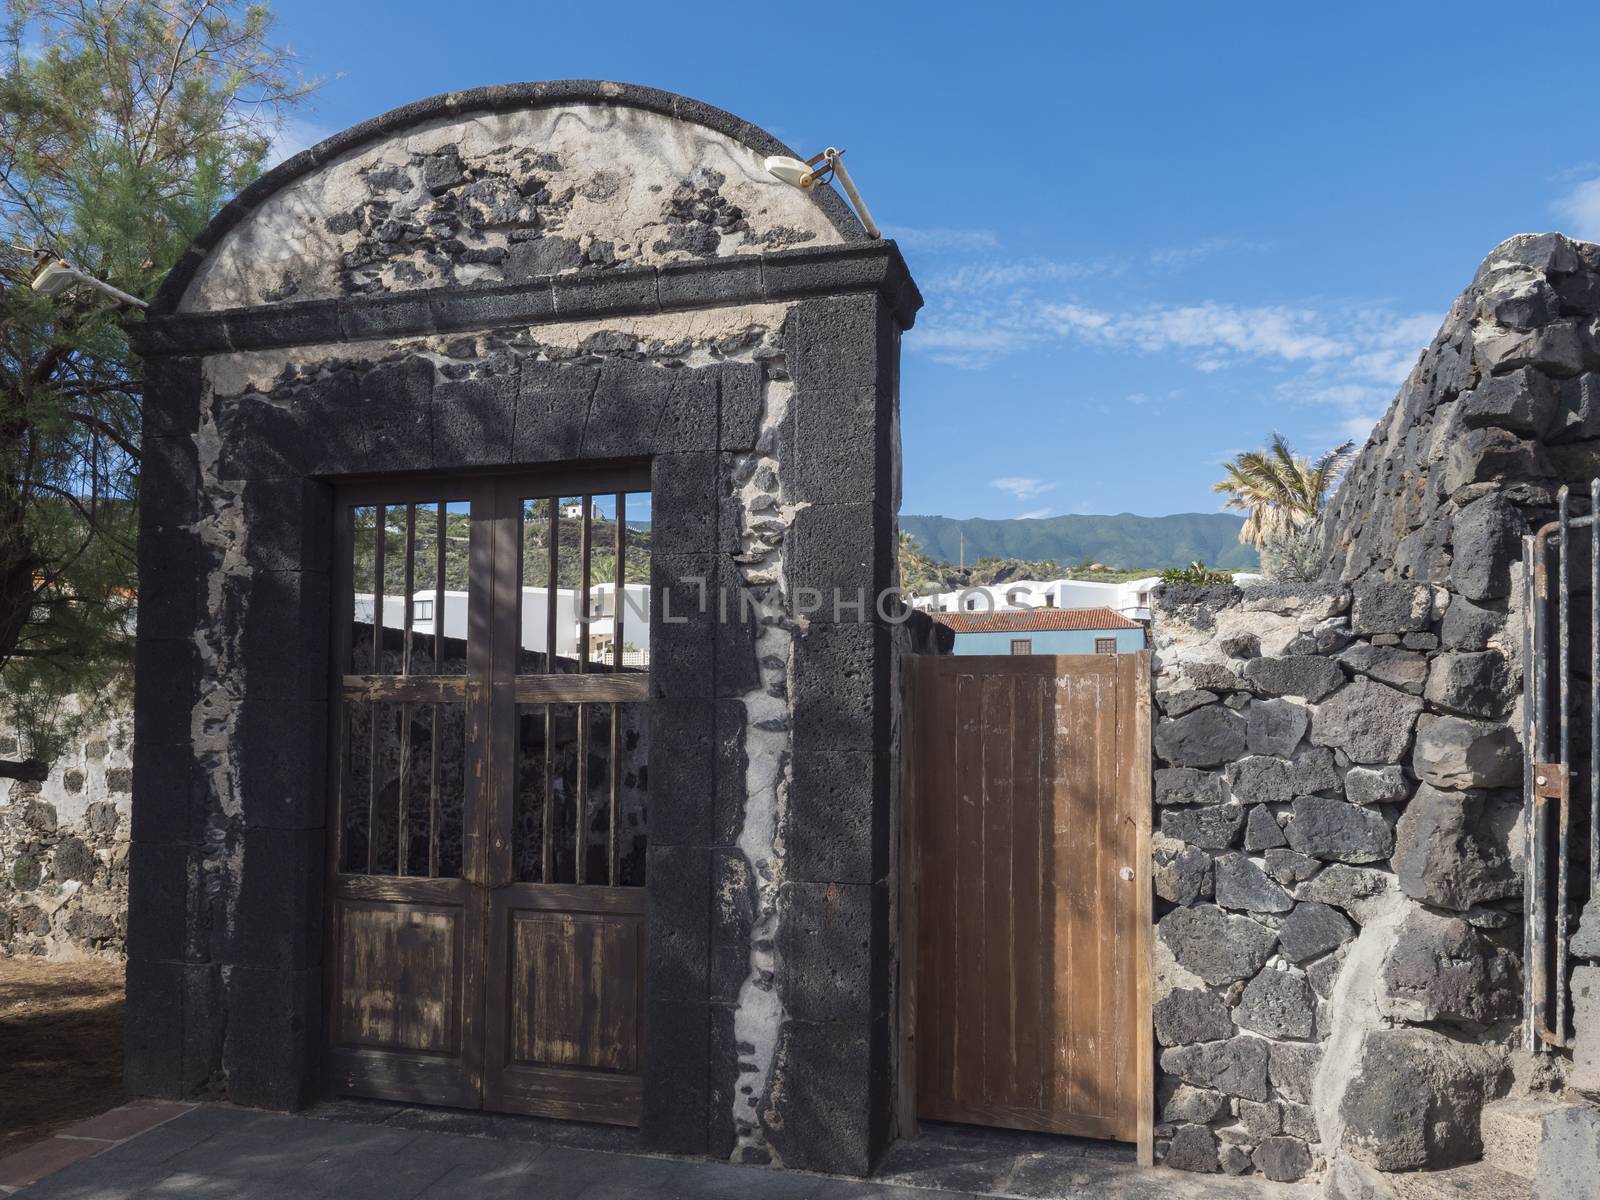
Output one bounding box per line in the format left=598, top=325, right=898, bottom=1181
left=1523, top=479, right=1599, bottom=1051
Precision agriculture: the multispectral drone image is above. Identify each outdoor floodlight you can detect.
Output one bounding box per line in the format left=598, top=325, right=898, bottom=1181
left=764, top=147, right=881, bottom=239
left=30, top=259, right=147, bottom=309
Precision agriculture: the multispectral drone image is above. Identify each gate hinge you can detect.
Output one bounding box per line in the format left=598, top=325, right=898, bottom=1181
left=1534, top=763, right=1569, bottom=801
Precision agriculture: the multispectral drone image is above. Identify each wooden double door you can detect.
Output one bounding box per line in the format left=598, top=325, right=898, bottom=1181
left=904, top=653, right=1154, bottom=1163
left=324, top=467, right=651, bottom=1123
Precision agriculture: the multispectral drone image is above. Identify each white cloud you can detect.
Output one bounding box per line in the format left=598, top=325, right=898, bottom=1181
left=1016, top=507, right=1054, bottom=519
left=883, top=226, right=1003, bottom=253
left=1554, top=176, right=1600, bottom=241
left=991, top=477, right=1057, bottom=502
left=264, top=117, right=335, bottom=169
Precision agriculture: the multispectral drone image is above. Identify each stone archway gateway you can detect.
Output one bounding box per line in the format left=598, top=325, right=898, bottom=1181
left=125, top=81, right=921, bottom=1174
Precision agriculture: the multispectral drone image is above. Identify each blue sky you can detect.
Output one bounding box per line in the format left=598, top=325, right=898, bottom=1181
left=263, top=1, right=1600, bottom=521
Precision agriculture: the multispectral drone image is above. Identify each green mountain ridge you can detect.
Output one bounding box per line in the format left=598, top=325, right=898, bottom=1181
left=899, top=512, right=1259, bottom=571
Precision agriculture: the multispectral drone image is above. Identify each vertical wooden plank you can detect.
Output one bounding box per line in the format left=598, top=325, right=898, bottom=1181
left=1010, top=672, right=1045, bottom=1116
left=367, top=505, right=385, bottom=876
left=576, top=704, right=590, bottom=885
left=613, top=493, right=626, bottom=672
left=487, top=479, right=519, bottom=890
left=430, top=501, right=445, bottom=878
left=398, top=506, right=416, bottom=876
left=1091, top=658, right=1116, bottom=1121
left=542, top=704, right=555, bottom=883
left=608, top=702, right=621, bottom=886
left=579, top=495, right=592, bottom=674
left=546, top=496, right=559, bottom=675
left=980, top=672, right=1013, bottom=1107
left=952, top=670, right=984, bottom=1106
left=330, top=504, right=355, bottom=877
left=1125, top=652, right=1155, bottom=1164
left=897, top=654, right=921, bottom=1138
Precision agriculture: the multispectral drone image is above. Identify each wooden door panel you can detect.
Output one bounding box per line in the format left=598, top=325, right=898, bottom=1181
left=909, top=654, right=1152, bottom=1158
left=485, top=883, right=645, bottom=1123
left=327, top=473, right=649, bottom=1122
left=326, top=877, right=483, bottom=1106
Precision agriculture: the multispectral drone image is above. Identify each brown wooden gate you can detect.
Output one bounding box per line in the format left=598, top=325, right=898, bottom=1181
left=325, top=468, right=650, bottom=1124
left=902, top=652, right=1153, bottom=1163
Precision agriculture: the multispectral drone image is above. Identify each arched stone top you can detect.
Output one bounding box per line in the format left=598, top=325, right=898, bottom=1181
left=161, top=81, right=866, bottom=315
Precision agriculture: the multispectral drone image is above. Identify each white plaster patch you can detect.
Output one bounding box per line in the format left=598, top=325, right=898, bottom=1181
left=203, top=303, right=792, bottom=398
left=181, top=103, right=845, bottom=311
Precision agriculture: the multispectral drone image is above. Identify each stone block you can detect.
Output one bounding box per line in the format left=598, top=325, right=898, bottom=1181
left=1242, top=654, right=1346, bottom=702
left=1380, top=908, right=1517, bottom=1026
left=1268, top=1040, right=1324, bottom=1103
left=1215, top=853, right=1293, bottom=912
left=762, top=1016, right=889, bottom=1176
left=1247, top=698, right=1309, bottom=757
left=786, top=751, right=889, bottom=884
left=1155, top=840, right=1214, bottom=905
left=791, top=622, right=889, bottom=753
left=221, top=966, right=319, bottom=1109
left=1226, top=755, right=1294, bottom=805
left=1451, top=494, right=1523, bottom=602
left=513, top=361, right=595, bottom=463
left=583, top=360, right=672, bottom=459
left=239, top=569, right=331, bottom=702
left=640, top=999, right=709, bottom=1154
left=1339, top=1027, right=1503, bottom=1171
left=1393, top=784, right=1518, bottom=911
left=645, top=845, right=711, bottom=1001
left=1285, top=796, right=1394, bottom=863
left=1440, top=597, right=1504, bottom=651
left=1155, top=767, right=1227, bottom=806
left=785, top=294, right=892, bottom=393
left=709, top=850, right=754, bottom=1005
left=790, top=388, right=891, bottom=507
left=1277, top=901, right=1355, bottom=963
left=123, top=958, right=223, bottom=1099
left=1158, top=904, right=1277, bottom=985
left=1337, top=643, right=1429, bottom=694
left=718, top=361, right=764, bottom=451
left=1245, top=805, right=1288, bottom=851
left=1572, top=966, right=1600, bottom=1093
left=788, top=501, right=894, bottom=609
left=1154, top=987, right=1233, bottom=1046
left=1535, top=1104, right=1600, bottom=1200
left=431, top=374, right=517, bottom=468
left=1160, top=803, right=1245, bottom=850
left=1253, top=1136, right=1313, bottom=1182
left=1309, top=677, right=1425, bottom=764
left=1351, top=582, right=1432, bottom=635
left=1412, top=714, right=1522, bottom=789
left=357, top=358, right=434, bottom=474
left=1160, top=1035, right=1272, bottom=1101
left=234, top=697, right=327, bottom=829
left=774, top=881, right=888, bottom=1022
left=1345, top=765, right=1410, bottom=806
left=653, top=371, right=720, bottom=453
left=1164, top=1123, right=1219, bottom=1173
left=1455, top=366, right=1561, bottom=434
left=1163, top=1085, right=1229, bottom=1123
left=1424, top=651, right=1510, bottom=719
left=1154, top=706, right=1248, bottom=768
left=648, top=700, right=715, bottom=846
left=228, top=827, right=324, bottom=970
left=650, top=453, right=719, bottom=553
left=1235, top=968, right=1315, bottom=1039
left=242, top=478, right=334, bottom=575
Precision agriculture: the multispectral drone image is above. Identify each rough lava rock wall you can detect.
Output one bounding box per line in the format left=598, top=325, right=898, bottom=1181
left=0, top=703, right=132, bottom=959
left=1149, top=582, right=1522, bottom=1185
left=1319, top=231, right=1600, bottom=598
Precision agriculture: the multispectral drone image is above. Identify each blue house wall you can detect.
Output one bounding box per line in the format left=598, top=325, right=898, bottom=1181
left=950, top=628, right=1146, bottom=656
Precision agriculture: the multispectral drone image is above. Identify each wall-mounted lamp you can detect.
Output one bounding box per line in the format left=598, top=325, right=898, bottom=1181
left=30, top=258, right=147, bottom=309
left=764, top=147, right=881, bottom=239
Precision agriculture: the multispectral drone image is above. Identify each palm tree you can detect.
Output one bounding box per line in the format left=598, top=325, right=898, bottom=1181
left=1213, top=434, right=1355, bottom=549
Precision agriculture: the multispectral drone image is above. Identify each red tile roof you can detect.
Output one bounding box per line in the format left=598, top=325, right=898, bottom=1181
left=933, top=606, right=1142, bottom=634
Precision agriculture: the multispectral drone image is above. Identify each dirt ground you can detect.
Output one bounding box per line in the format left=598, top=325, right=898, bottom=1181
left=0, top=957, right=126, bottom=1155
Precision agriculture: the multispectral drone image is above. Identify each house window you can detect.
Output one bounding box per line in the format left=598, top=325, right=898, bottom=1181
left=1095, top=637, right=1117, bottom=655
left=414, top=599, right=433, bottom=621
left=1010, top=639, right=1032, bottom=656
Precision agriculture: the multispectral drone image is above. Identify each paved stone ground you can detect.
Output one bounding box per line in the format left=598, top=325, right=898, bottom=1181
left=8, top=1102, right=1314, bottom=1198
